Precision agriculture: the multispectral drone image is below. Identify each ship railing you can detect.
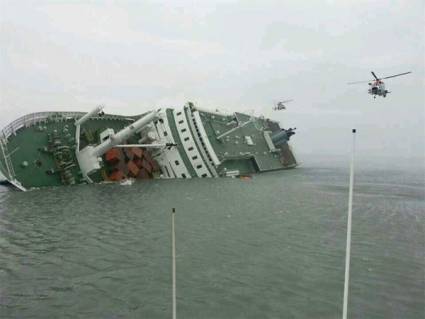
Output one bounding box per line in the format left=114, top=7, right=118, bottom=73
left=0, top=136, right=15, bottom=180
left=1, top=111, right=87, bottom=141
left=1, top=111, right=139, bottom=142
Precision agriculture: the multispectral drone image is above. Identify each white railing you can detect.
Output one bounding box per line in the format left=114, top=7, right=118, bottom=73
left=1, top=111, right=138, bottom=141
left=1, top=112, right=86, bottom=141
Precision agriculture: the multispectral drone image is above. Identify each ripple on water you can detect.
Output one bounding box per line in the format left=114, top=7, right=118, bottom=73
left=0, top=167, right=424, bottom=318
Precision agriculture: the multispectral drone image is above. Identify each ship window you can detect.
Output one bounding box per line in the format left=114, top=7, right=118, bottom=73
left=201, top=173, right=207, bottom=178
left=159, top=118, right=164, bottom=123
left=181, top=128, right=187, bottom=133
left=181, top=173, right=186, bottom=178
left=175, top=160, right=180, bottom=166
left=184, top=137, right=189, bottom=141
left=188, top=146, right=194, bottom=151
left=163, top=131, right=168, bottom=136
left=177, top=112, right=182, bottom=116
left=196, top=164, right=202, bottom=169
left=192, top=155, right=198, bottom=160
left=178, top=120, right=184, bottom=124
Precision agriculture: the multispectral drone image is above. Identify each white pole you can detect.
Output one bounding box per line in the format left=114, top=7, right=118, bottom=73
left=115, top=144, right=169, bottom=149
left=92, top=111, right=158, bottom=157
left=172, top=208, right=177, bottom=319
left=75, top=105, right=104, bottom=126
left=343, top=129, right=356, bottom=319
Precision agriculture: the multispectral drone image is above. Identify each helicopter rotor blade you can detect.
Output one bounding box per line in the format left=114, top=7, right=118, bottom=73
left=347, top=80, right=372, bottom=85
left=382, top=71, right=412, bottom=80
left=371, top=71, right=379, bottom=80
left=280, top=99, right=293, bottom=103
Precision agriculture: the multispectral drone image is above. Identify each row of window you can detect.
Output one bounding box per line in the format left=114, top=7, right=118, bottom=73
left=180, top=172, right=206, bottom=178
left=191, top=114, right=214, bottom=164
left=175, top=110, right=208, bottom=178
left=175, top=157, right=202, bottom=169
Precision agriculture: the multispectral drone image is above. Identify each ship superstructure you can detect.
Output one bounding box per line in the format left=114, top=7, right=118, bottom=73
left=0, top=102, right=297, bottom=191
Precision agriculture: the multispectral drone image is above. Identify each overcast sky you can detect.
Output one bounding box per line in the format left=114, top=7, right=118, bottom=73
left=1, top=0, right=424, bottom=165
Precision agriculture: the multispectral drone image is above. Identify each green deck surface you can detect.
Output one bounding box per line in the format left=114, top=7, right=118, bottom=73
left=5, top=114, right=134, bottom=188
left=197, top=111, right=287, bottom=175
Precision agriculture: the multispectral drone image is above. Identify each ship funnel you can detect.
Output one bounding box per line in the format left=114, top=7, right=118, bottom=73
left=271, top=128, right=296, bottom=146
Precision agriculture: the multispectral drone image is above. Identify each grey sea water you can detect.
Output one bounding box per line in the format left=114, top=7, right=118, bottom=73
left=0, top=164, right=424, bottom=319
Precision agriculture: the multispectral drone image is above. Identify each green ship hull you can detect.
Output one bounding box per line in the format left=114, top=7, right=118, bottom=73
left=0, top=103, right=297, bottom=191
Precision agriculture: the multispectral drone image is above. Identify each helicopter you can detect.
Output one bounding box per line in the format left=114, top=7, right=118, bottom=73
left=348, top=71, right=411, bottom=98
left=273, top=99, right=293, bottom=110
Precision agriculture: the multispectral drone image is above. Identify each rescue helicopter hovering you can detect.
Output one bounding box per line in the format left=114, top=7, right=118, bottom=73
left=273, top=99, right=293, bottom=110
left=348, top=71, right=411, bottom=98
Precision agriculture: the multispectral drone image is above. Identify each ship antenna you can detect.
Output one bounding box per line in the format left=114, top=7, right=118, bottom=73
left=172, top=208, right=177, bottom=319
left=343, top=129, right=356, bottom=319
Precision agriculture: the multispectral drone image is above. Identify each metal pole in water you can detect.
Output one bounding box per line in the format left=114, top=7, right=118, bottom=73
left=343, top=129, right=356, bottom=319
left=172, top=208, right=176, bottom=319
